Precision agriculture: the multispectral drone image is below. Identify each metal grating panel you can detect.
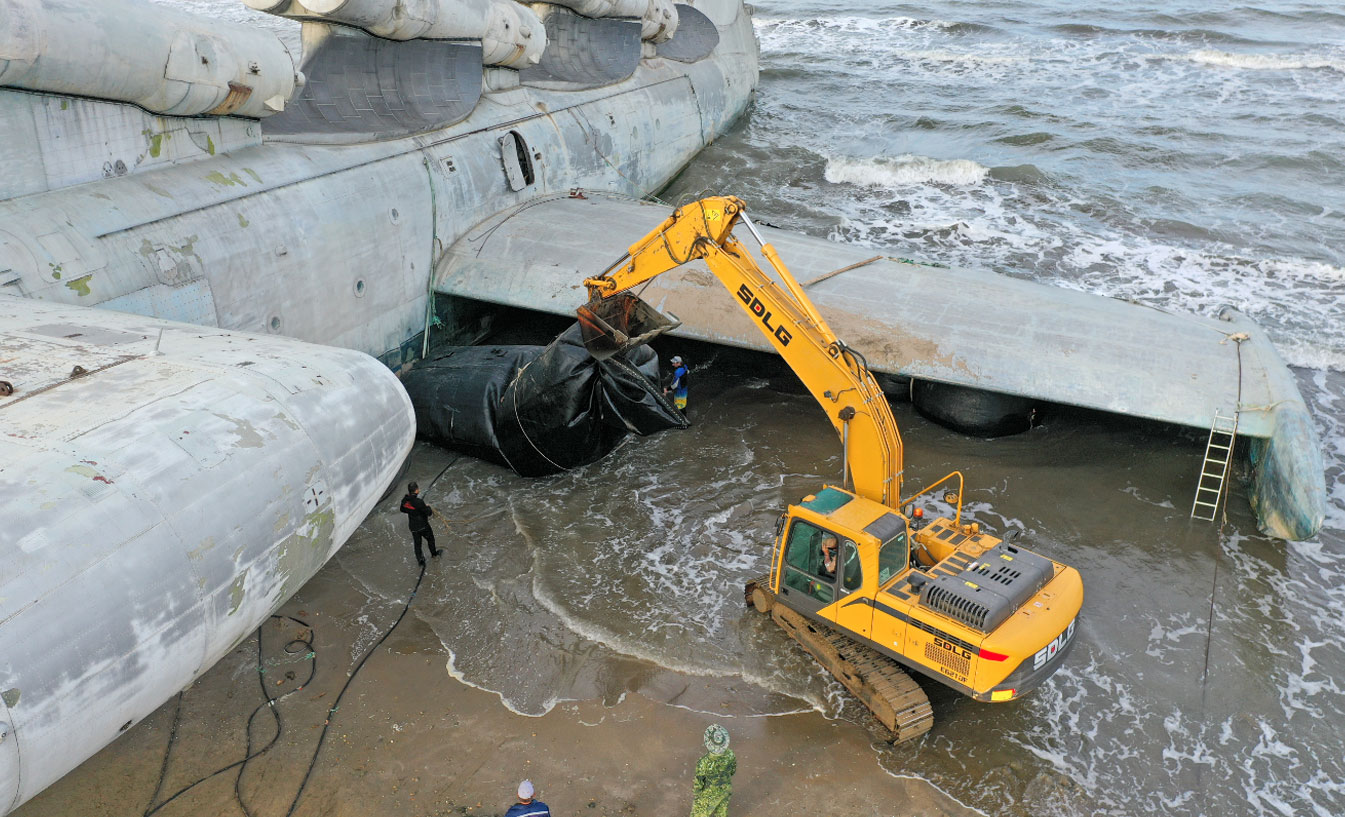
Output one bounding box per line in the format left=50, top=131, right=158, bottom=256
left=266, top=29, right=483, bottom=142
left=922, top=582, right=991, bottom=631
left=656, top=4, right=719, bottom=63
left=924, top=639, right=970, bottom=677
left=520, top=9, right=641, bottom=89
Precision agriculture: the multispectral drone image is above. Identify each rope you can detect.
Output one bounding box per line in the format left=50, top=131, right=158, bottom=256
left=1198, top=334, right=1247, bottom=713
left=802, top=255, right=884, bottom=287
left=144, top=453, right=465, bottom=815
left=141, top=692, right=183, bottom=815
left=505, top=355, right=571, bottom=474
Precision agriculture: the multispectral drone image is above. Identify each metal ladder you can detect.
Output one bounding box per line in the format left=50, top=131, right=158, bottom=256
left=1191, top=409, right=1239, bottom=522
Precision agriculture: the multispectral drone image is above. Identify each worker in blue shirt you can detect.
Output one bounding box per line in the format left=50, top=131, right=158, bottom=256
left=664, top=354, right=689, bottom=410
left=505, top=780, right=551, bottom=817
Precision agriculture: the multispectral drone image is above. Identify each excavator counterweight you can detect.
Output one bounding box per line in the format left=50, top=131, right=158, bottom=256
left=578, top=196, right=1084, bottom=744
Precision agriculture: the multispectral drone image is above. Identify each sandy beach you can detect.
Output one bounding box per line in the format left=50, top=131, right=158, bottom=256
left=15, top=445, right=978, bottom=817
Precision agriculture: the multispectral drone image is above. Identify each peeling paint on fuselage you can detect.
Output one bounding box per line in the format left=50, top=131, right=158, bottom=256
left=0, top=297, right=416, bottom=812
left=275, top=508, right=336, bottom=600
left=210, top=413, right=267, bottom=448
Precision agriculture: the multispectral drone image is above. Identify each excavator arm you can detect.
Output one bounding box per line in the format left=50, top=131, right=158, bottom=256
left=579, top=196, right=903, bottom=506
left=582, top=196, right=1083, bottom=722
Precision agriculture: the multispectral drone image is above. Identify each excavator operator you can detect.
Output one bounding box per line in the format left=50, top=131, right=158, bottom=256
left=819, top=535, right=838, bottom=579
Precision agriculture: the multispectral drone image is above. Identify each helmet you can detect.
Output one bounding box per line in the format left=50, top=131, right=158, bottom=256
left=671, top=355, right=684, bottom=365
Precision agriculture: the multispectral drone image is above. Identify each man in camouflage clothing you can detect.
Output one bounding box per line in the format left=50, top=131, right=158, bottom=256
left=690, top=723, right=736, bottom=817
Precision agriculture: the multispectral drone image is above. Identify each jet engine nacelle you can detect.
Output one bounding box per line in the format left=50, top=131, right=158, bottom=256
left=247, top=0, right=547, bottom=67
left=0, top=0, right=300, bottom=117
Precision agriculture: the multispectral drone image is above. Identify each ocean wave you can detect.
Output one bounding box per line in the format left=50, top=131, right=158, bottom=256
left=753, top=15, right=979, bottom=35
left=1181, top=49, right=1345, bottom=72
left=893, top=48, right=1030, bottom=67
left=816, top=167, right=1345, bottom=373
left=530, top=570, right=837, bottom=715
left=824, top=154, right=990, bottom=188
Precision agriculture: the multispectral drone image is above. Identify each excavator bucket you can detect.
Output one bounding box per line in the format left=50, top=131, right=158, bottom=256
left=576, top=292, right=680, bottom=360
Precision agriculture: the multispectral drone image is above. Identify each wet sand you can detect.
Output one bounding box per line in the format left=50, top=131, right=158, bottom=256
left=15, top=446, right=978, bottom=817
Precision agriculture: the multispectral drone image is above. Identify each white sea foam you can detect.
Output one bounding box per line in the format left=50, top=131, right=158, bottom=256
left=826, top=169, right=1345, bottom=372
left=893, top=48, right=1030, bottom=67
left=1182, top=49, right=1345, bottom=73
left=1122, top=485, right=1177, bottom=509
left=825, top=155, right=990, bottom=188
left=444, top=648, right=556, bottom=718
left=754, top=15, right=965, bottom=36
left=529, top=566, right=833, bottom=715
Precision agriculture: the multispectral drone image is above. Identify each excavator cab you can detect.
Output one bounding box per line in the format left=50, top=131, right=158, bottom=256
left=763, top=483, right=1083, bottom=706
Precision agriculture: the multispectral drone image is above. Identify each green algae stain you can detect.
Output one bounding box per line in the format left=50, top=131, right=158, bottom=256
left=142, top=128, right=172, bottom=158
left=48, top=262, right=62, bottom=280
left=228, top=572, right=247, bottom=615
left=237, top=212, right=250, bottom=228
left=207, top=135, right=216, bottom=155
left=188, top=536, right=216, bottom=562
left=64, top=274, right=93, bottom=297
left=276, top=508, right=336, bottom=599
left=205, top=171, right=246, bottom=187
left=242, top=167, right=261, bottom=184
left=60, top=100, right=68, bottom=110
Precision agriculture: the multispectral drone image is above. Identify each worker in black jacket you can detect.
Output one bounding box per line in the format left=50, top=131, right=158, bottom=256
left=399, top=481, right=441, bottom=567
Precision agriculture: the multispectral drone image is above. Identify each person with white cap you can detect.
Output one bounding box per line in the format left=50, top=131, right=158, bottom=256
left=663, top=354, right=689, bottom=411
left=505, top=779, right=551, bottom=817
left=689, top=723, right=736, bottom=817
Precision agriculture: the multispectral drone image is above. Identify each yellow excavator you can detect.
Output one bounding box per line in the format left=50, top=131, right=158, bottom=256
left=577, top=196, right=1083, bottom=742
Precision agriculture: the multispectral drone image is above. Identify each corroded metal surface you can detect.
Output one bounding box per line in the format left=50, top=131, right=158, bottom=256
left=0, top=2, right=760, bottom=809
left=435, top=194, right=1274, bottom=435
left=0, top=296, right=415, bottom=813
left=0, top=0, right=299, bottom=118
left=0, top=1, right=759, bottom=372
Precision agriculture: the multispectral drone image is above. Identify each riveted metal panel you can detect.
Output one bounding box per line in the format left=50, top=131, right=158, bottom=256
left=265, top=29, right=483, bottom=141
left=521, top=9, right=641, bottom=89
left=657, top=4, right=719, bottom=63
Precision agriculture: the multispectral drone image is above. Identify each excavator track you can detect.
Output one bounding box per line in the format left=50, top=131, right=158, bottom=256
left=744, top=575, right=933, bottom=744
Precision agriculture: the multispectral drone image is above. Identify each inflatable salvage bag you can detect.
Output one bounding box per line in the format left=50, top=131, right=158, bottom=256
left=402, top=324, right=688, bottom=476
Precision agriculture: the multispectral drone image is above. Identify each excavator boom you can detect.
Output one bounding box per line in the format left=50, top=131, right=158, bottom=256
left=579, top=196, right=903, bottom=506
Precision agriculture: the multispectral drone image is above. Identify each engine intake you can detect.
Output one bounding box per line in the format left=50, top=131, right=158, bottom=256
left=919, top=543, right=1054, bottom=633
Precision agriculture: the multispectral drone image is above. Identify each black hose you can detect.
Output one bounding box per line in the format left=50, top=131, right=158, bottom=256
left=143, top=615, right=315, bottom=817
left=426, top=455, right=462, bottom=494
left=284, top=563, right=426, bottom=817
left=145, top=455, right=455, bottom=816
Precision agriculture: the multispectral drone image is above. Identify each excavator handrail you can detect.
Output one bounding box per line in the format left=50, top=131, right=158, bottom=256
left=582, top=196, right=904, bottom=506
left=898, top=470, right=965, bottom=528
